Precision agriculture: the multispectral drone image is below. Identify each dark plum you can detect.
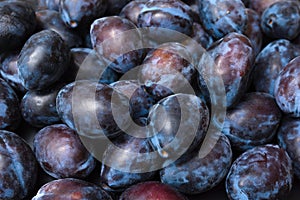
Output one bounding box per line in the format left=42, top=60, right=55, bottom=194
left=0, top=78, right=21, bottom=131
left=160, top=133, right=232, bottom=194
left=17, top=30, right=70, bottom=91
left=119, top=181, right=188, bottom=200
left=105, top=0, right=132, bottom=16
left=139, top=42, right=196, bottom=94
left=32, top=178, right=113, bottom=200
left=56, top=80, right=130, bottom=138
left=0, top=130, right=38, bottom=200
left=36, top=9, right=83, bottom=48
left=142, top=81, right=174, bottom=102
left=244, top=8, right=263, bottom=56
left=0, top=1, right=36, bottom=53
left=100, top=132, right=157, bottom=192
left=0, top=51, right=27, bottom=94
left=189, top=22, right=214, bottom=49
left=222, top=92, right=282, bottom=151
left=59, top=0, right=107, bottom=28
left=278, top=117, right=300, bottom=179
left=274, top=56, right=300, bottom=117
left=148, top=93, right=209, bottom=164
left=110, top=80, right=155, bottom=124
left=119, top=0, right=147, bottom=25
left=198, top=0, right=247, bottom=39
left=261, top=1, right=300, bottom=40
left=137, top=0, right=194, bottom=41
left=33, top=124, right=96, bottom=179
left=226, top=144, right=293, bottom=200
left=20, top=83, right=64, bottom=127
left=38, top=0, right=60, bottom=11
left=248, top=0, right=285, bottom=15
left=252, top=39, right=300, bottom=96
left=207, top=32, right=254, bottom=108
left=90, top=16, right=144, bottom=74
left=65, top=48, right=121, bottom=84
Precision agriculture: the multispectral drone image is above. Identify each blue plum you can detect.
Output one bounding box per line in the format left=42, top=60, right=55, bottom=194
left=253, top=39, right=300, bottom=96
left=160, top=133, right=232, bottom=194
left=33, top=124, right=96, bottom=179
left=222, top=92, right=282, bottom=151
left=17, top=30, right=70, bottom=91
left=0, top=78, right=21, bottom=131
left=278, top=117, right=300, bottom=179
left=0, top=1, right=36, bottom=53
left=261, top=1, right=300, bottom=40
left=274, top=56, right=300, bottom=117
left=198, top=0, right=247, bottom=39
left=56, top=80, right=130, bottom=138
left=226, top=144, right=293, bottom=200
left=20, top=83, right=64, bottom=127
left=0, top=130, right=38, bottom=200
left=59, top=0, right=107, bottom=28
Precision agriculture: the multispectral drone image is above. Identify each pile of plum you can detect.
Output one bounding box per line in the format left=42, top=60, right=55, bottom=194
left=0, top=0, right=300, bottom=199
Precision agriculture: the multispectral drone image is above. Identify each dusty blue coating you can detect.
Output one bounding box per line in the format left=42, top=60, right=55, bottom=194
left=0, top=130, right=38, bottom=200
left=261, top=1, right=300, bottom=40
left=226, top=144, right=293, bottom=200
left=198, top=0, right=247, bottom=39
left=160, top=133, right=232, bottom=194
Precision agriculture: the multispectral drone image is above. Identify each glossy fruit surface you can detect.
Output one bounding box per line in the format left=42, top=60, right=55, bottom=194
left=119, top=181, right=188, bottom=200
left=222, top=92, right=282, bottom=151
left=33, top=124, right=96, bottom=179
left=139, top=42, right=195, bottom=94
left=21, top=83, right=64, bottom=127
left=32, top=178, right=113, bottom=200
left=90, top=16, right=144, bottom=74
left=18, top=30, right=70, bottom=91
left=56, top=80, right=129, bottom=138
